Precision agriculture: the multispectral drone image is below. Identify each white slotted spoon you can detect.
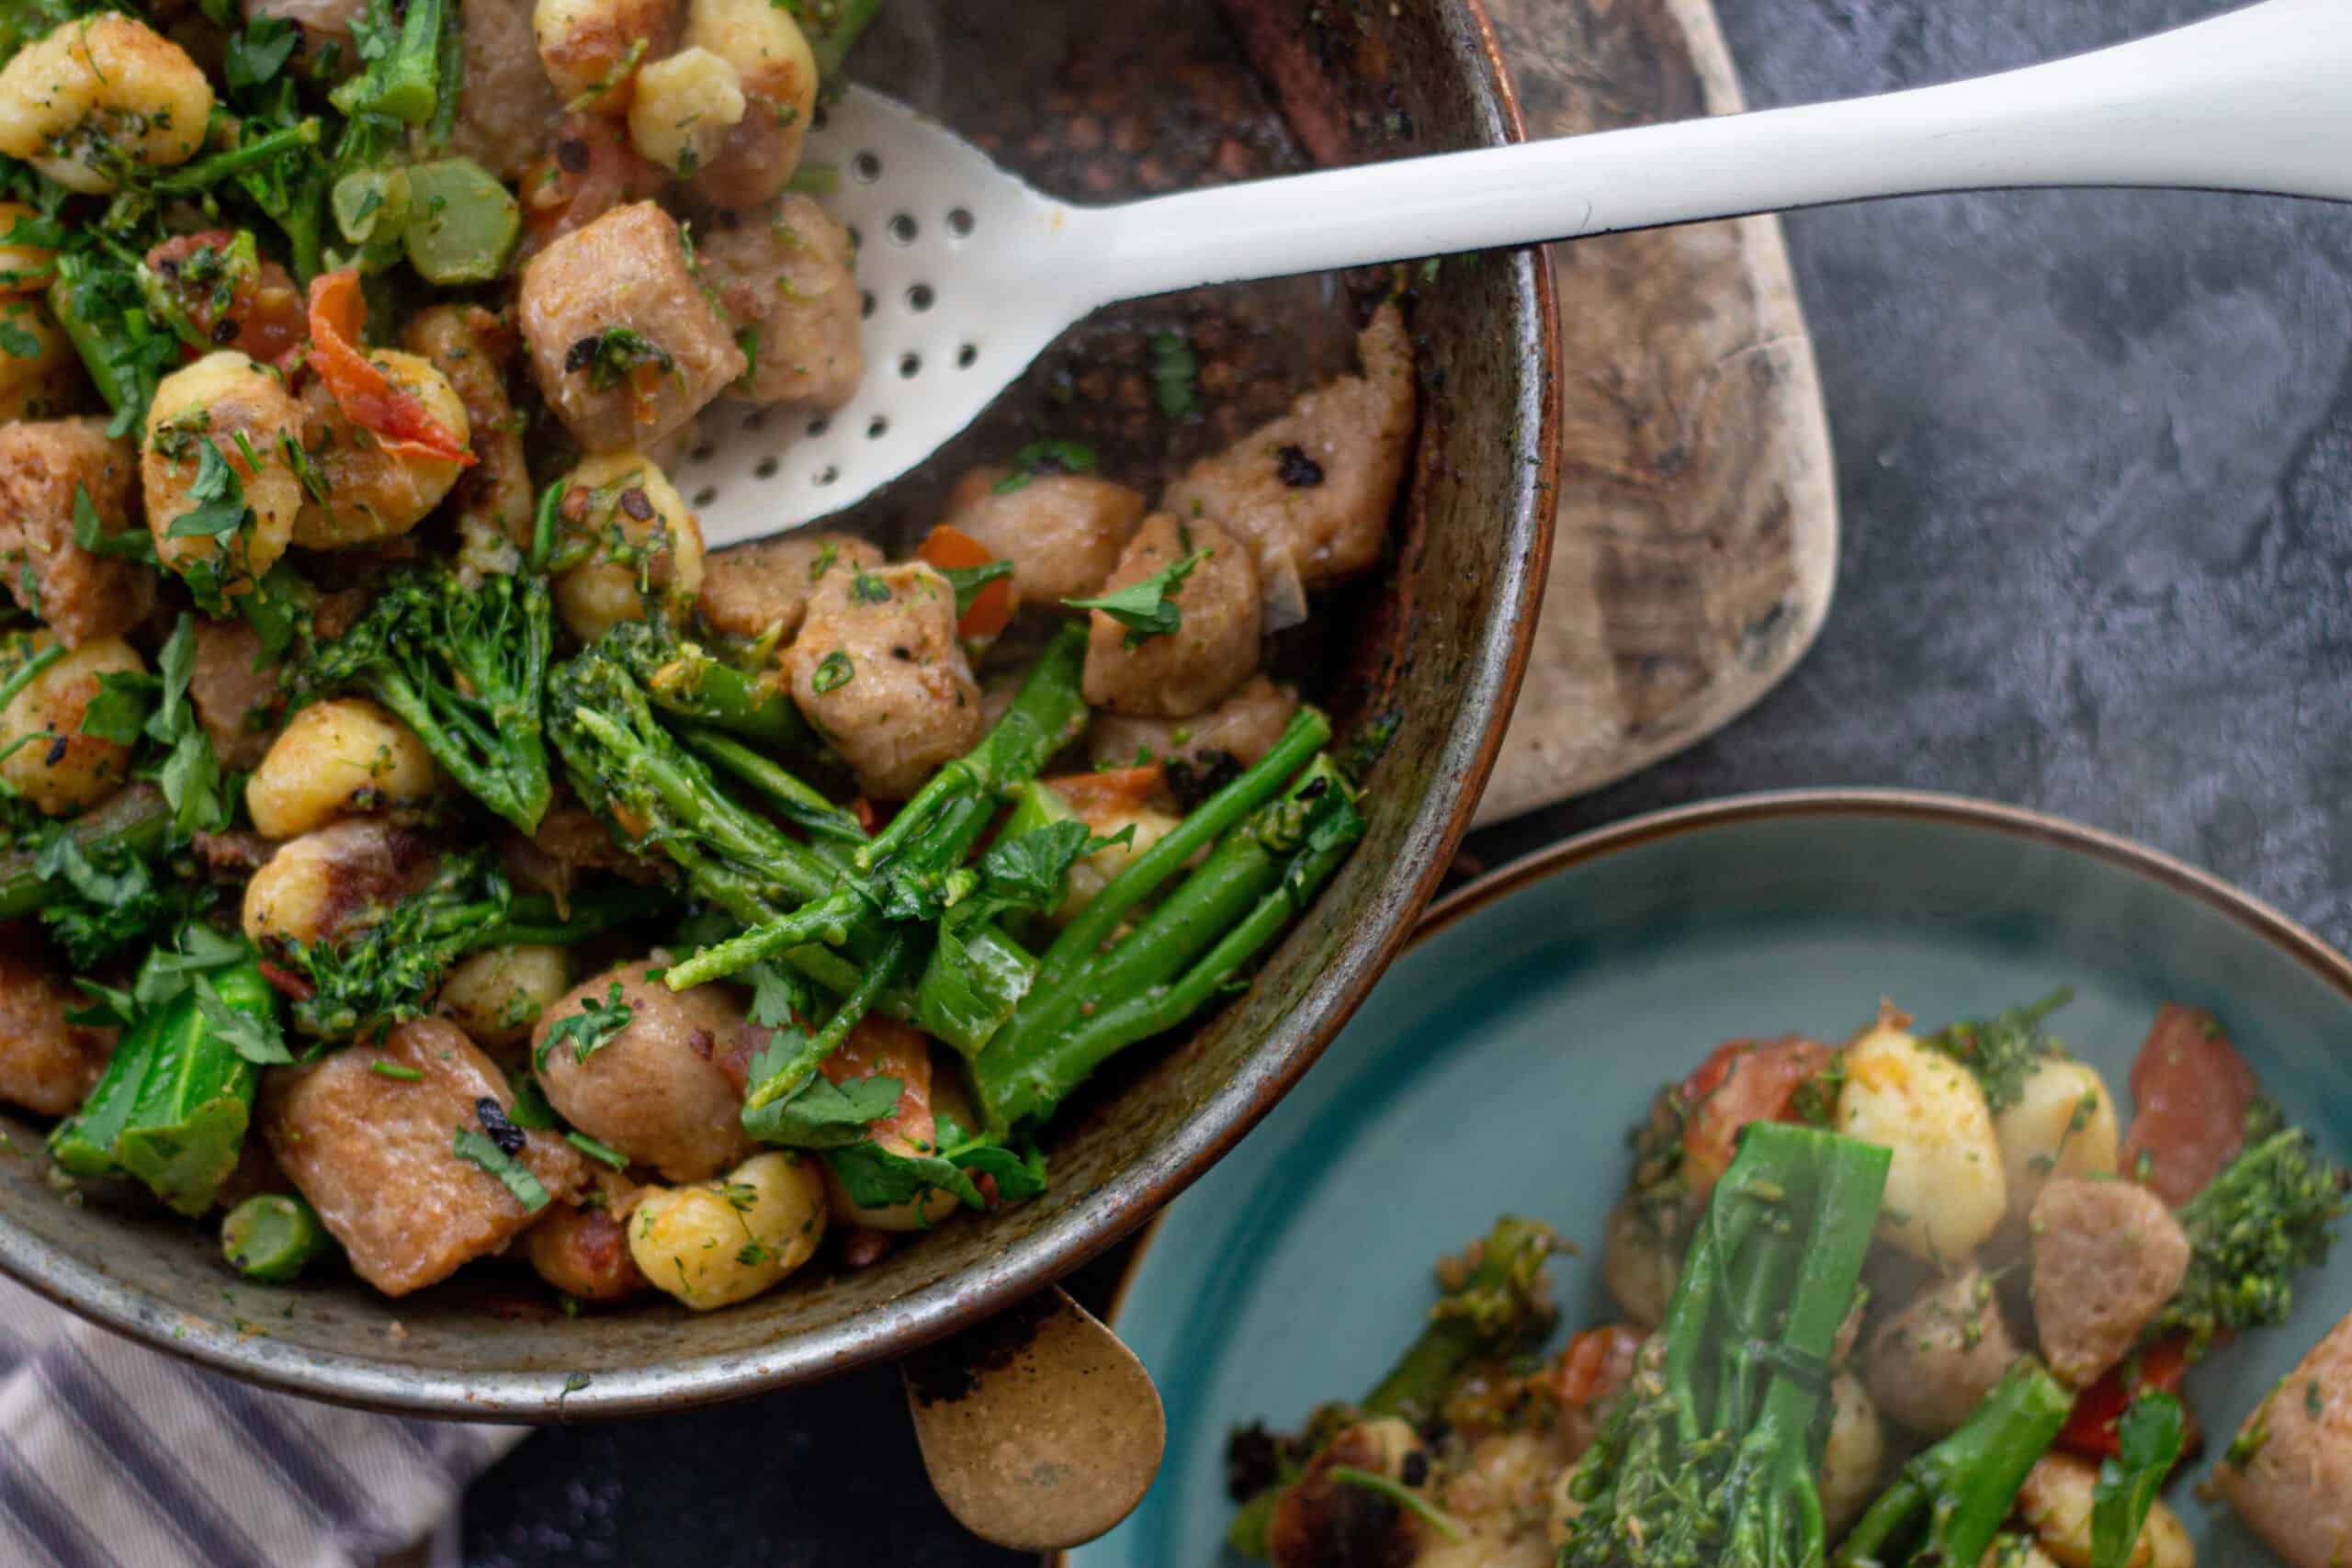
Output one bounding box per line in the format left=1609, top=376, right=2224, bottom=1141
left=690, top=0, right=2352, bottom=547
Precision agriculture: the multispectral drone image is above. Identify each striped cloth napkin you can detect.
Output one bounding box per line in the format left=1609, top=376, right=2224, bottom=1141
left=0, top=1275, right=523, bottom=1568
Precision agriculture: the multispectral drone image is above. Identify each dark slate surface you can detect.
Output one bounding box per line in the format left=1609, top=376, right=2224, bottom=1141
left=463, top=0, right=2351, bottom=1561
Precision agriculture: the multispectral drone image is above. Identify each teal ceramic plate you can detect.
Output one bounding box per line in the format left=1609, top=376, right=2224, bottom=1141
left=1070, top=791, right=2352, bottom=1567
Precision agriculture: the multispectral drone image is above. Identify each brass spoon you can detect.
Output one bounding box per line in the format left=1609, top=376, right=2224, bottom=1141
left=901, top=1285, right=1166, bottom=1551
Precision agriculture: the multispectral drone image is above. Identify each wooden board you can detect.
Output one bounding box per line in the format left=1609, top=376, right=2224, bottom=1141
left=1473, top=0, right=1838, bottom=827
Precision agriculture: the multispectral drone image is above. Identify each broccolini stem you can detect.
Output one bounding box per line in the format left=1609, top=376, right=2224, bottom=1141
left=662, top=887, right=865, bottom=991
left=854, top=624, right=1088, bottom=871
left=678, top=727, right=864, bottom=842
left=475, top=888, right=649, bottom=948
left=0, top=638, right=65, bottom=714
left=1227, top=1214, right=1558, bottom=1559
left=975, top=751, right=1351, bottom=1132
left=1026, top=706, right=1331, bottom=1005
left=741, top=927, right=917, bottom=1109
left=991, top=773, right=1363, bottom=1126
left=1830, top=1358, right=2070, bottom=1568
left=152, top=118, right=322, bottom=193
left=807, top=0, right=884, bottom=74
left=0, top=783, right=173, bottom=920
left=644, top=646, right=805, bottom=747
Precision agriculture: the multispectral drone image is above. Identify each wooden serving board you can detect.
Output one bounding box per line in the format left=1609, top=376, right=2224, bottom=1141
left=1473, top=0, right=1838, bottom=827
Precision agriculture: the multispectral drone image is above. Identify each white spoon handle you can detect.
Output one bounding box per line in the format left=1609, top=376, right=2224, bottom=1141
left=1068, top=0, right=2349, bottom=301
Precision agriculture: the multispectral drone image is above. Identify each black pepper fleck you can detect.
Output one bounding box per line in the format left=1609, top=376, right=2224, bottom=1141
left=556, top=138, right=590, bottom=174
left=475, top=1098, right=526, bottom=1156
left=889, top=645, right=911, bottom=660
left=1275, top=445, right=1324, bottom=488
left=1399, top=1450, right=1430, bottom=1487
left=562, top=336, right=600, bottom=375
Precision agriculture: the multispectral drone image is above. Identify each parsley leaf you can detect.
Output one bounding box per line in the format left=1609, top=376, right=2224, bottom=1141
left=566, top=1130, right=628, bottom=1168
left=975, top=819, right=1130, bottom=917
left=194, top=973, right=293, bottom=1065
left=0, top=316, right=38, bottom=359
left=992, top=438, right=1099, bottom=494
left=848, top=568, right=892, bottom=604
left=537, top=979, right=633, bottom=1068
left=132, top=921, right=251, bottom=1014
left=741, top=1070, right=903, bottom=1147
left=70, top=482, right=153, bottom=563
left=2090, top=1392, right=2186, bottom=1568
left=164, top=439, right=254, bottom=539
left=504, top=1073, right=559, bottom=1129
left=938, top=558, right=1014, bottom=620
left=452, top=1124, right=550, bottom=1213
left=821, top=1119, right=1048, bottom=1212
left=77, top=670, right=157, bottom=744
left=1064, top=547, right=1210, bottom=649
left=745, top=961, right=809, bottom=1031
left=225, top=17, right=300, bottom=93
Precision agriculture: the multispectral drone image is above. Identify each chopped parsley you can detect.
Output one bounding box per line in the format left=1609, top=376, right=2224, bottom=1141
left=563, top=326, right=675, bottom=393
left=538, top=979, right=633, bottom=1068
left=452, top=1124, right=550, bottom=1213
left=1147, top=330, right=1200, bottom=419
left=1065, top=547, right=1210, bottom=649
left=810, top=649, right=853, bottom=694
left=164, top=438, right=254, bottom=539
left=0, top=316, right=38, bottom=359
left=368, top=1060, right=424, bottom=1081
left=938, top=559, right=1013, bottom=620
left=565, top=1130, right=628, bottom=1168
left=992, top=438, right=1099, bottom=493
left=849, top=568, right=891, bottom=604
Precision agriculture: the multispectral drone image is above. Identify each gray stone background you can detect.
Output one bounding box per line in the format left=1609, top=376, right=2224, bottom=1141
left=463, top=0, right=2352, bottom=1560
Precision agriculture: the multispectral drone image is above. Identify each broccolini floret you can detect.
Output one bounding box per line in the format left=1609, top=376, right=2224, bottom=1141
left=1919, top=987, right=2074, bottom=1114
left=2145, top=1105, right=2350, bottom=1357
left=1562, top=1122, right=1891, bottom=1568
left=294, top=565, right=556, bottom=832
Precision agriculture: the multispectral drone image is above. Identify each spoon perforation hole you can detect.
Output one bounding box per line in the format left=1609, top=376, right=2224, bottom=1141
left=754, top=457, right=779, bottom=479
left=956, top=343, right=978, bottom=368
left=947, top=208, right=974, bottom=237
left=866, top=416, right=888, bottom=439
left=806, top=416, right=830, bottom=437
left=908, top=283, right=934, bottom=311
left=689, top=445, right=714, bottom=463
left=693, top=486, right=717, bottom=506
left=817, top=464, right=840, bottom=486
left=899, top=352, right=922, bottom=378
left=741, top=410, right=767, bottom=433
left=852, top=151, right=881, bottom=182
left=861, top=291, right=876, bottom=319
left=887, top=214, right=919, bottom=245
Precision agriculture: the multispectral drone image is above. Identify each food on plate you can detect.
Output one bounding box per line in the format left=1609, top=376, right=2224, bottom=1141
left=1229, top=997, right=2350, bottom=1566
left=0, top=0, right=1413, bottom=1316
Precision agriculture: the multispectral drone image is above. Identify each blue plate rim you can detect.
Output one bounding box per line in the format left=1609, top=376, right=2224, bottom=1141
left=1063, top=785, right=2352, bottom=1562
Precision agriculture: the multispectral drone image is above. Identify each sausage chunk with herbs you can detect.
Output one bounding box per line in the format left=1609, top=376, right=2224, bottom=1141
left=0, top=418, right=150, bottom=647
left=403, top=305, right=535, bottom=577
left=1080, top=513, right=1261, bottom=720
left=2221, top=1308, right=2352, bottom=1568
left=2029, top=1177, right=2192, bottom=1388
left=1863, top=1263, right=2023, bottom=1437
left=1164, top=301, right=1414, bottom=590
left=447, top=0, right=563, bottom=183
left=533, top=963, right=753, bottom=1183
left=697, top=531, right=883, bottom=642
left=938, top=464, right=1147, bottom=605
left=699, top=196, right=864, bottom=412
left=1089, top=673, right=1298, bottom=785
left=260, top=1017, right=589, bottom=1296
left=520, top=201, right=747, bottom=454
left=0, top=935, right=113, bottom=1117
left=786, top=561, right=981, bottom=801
